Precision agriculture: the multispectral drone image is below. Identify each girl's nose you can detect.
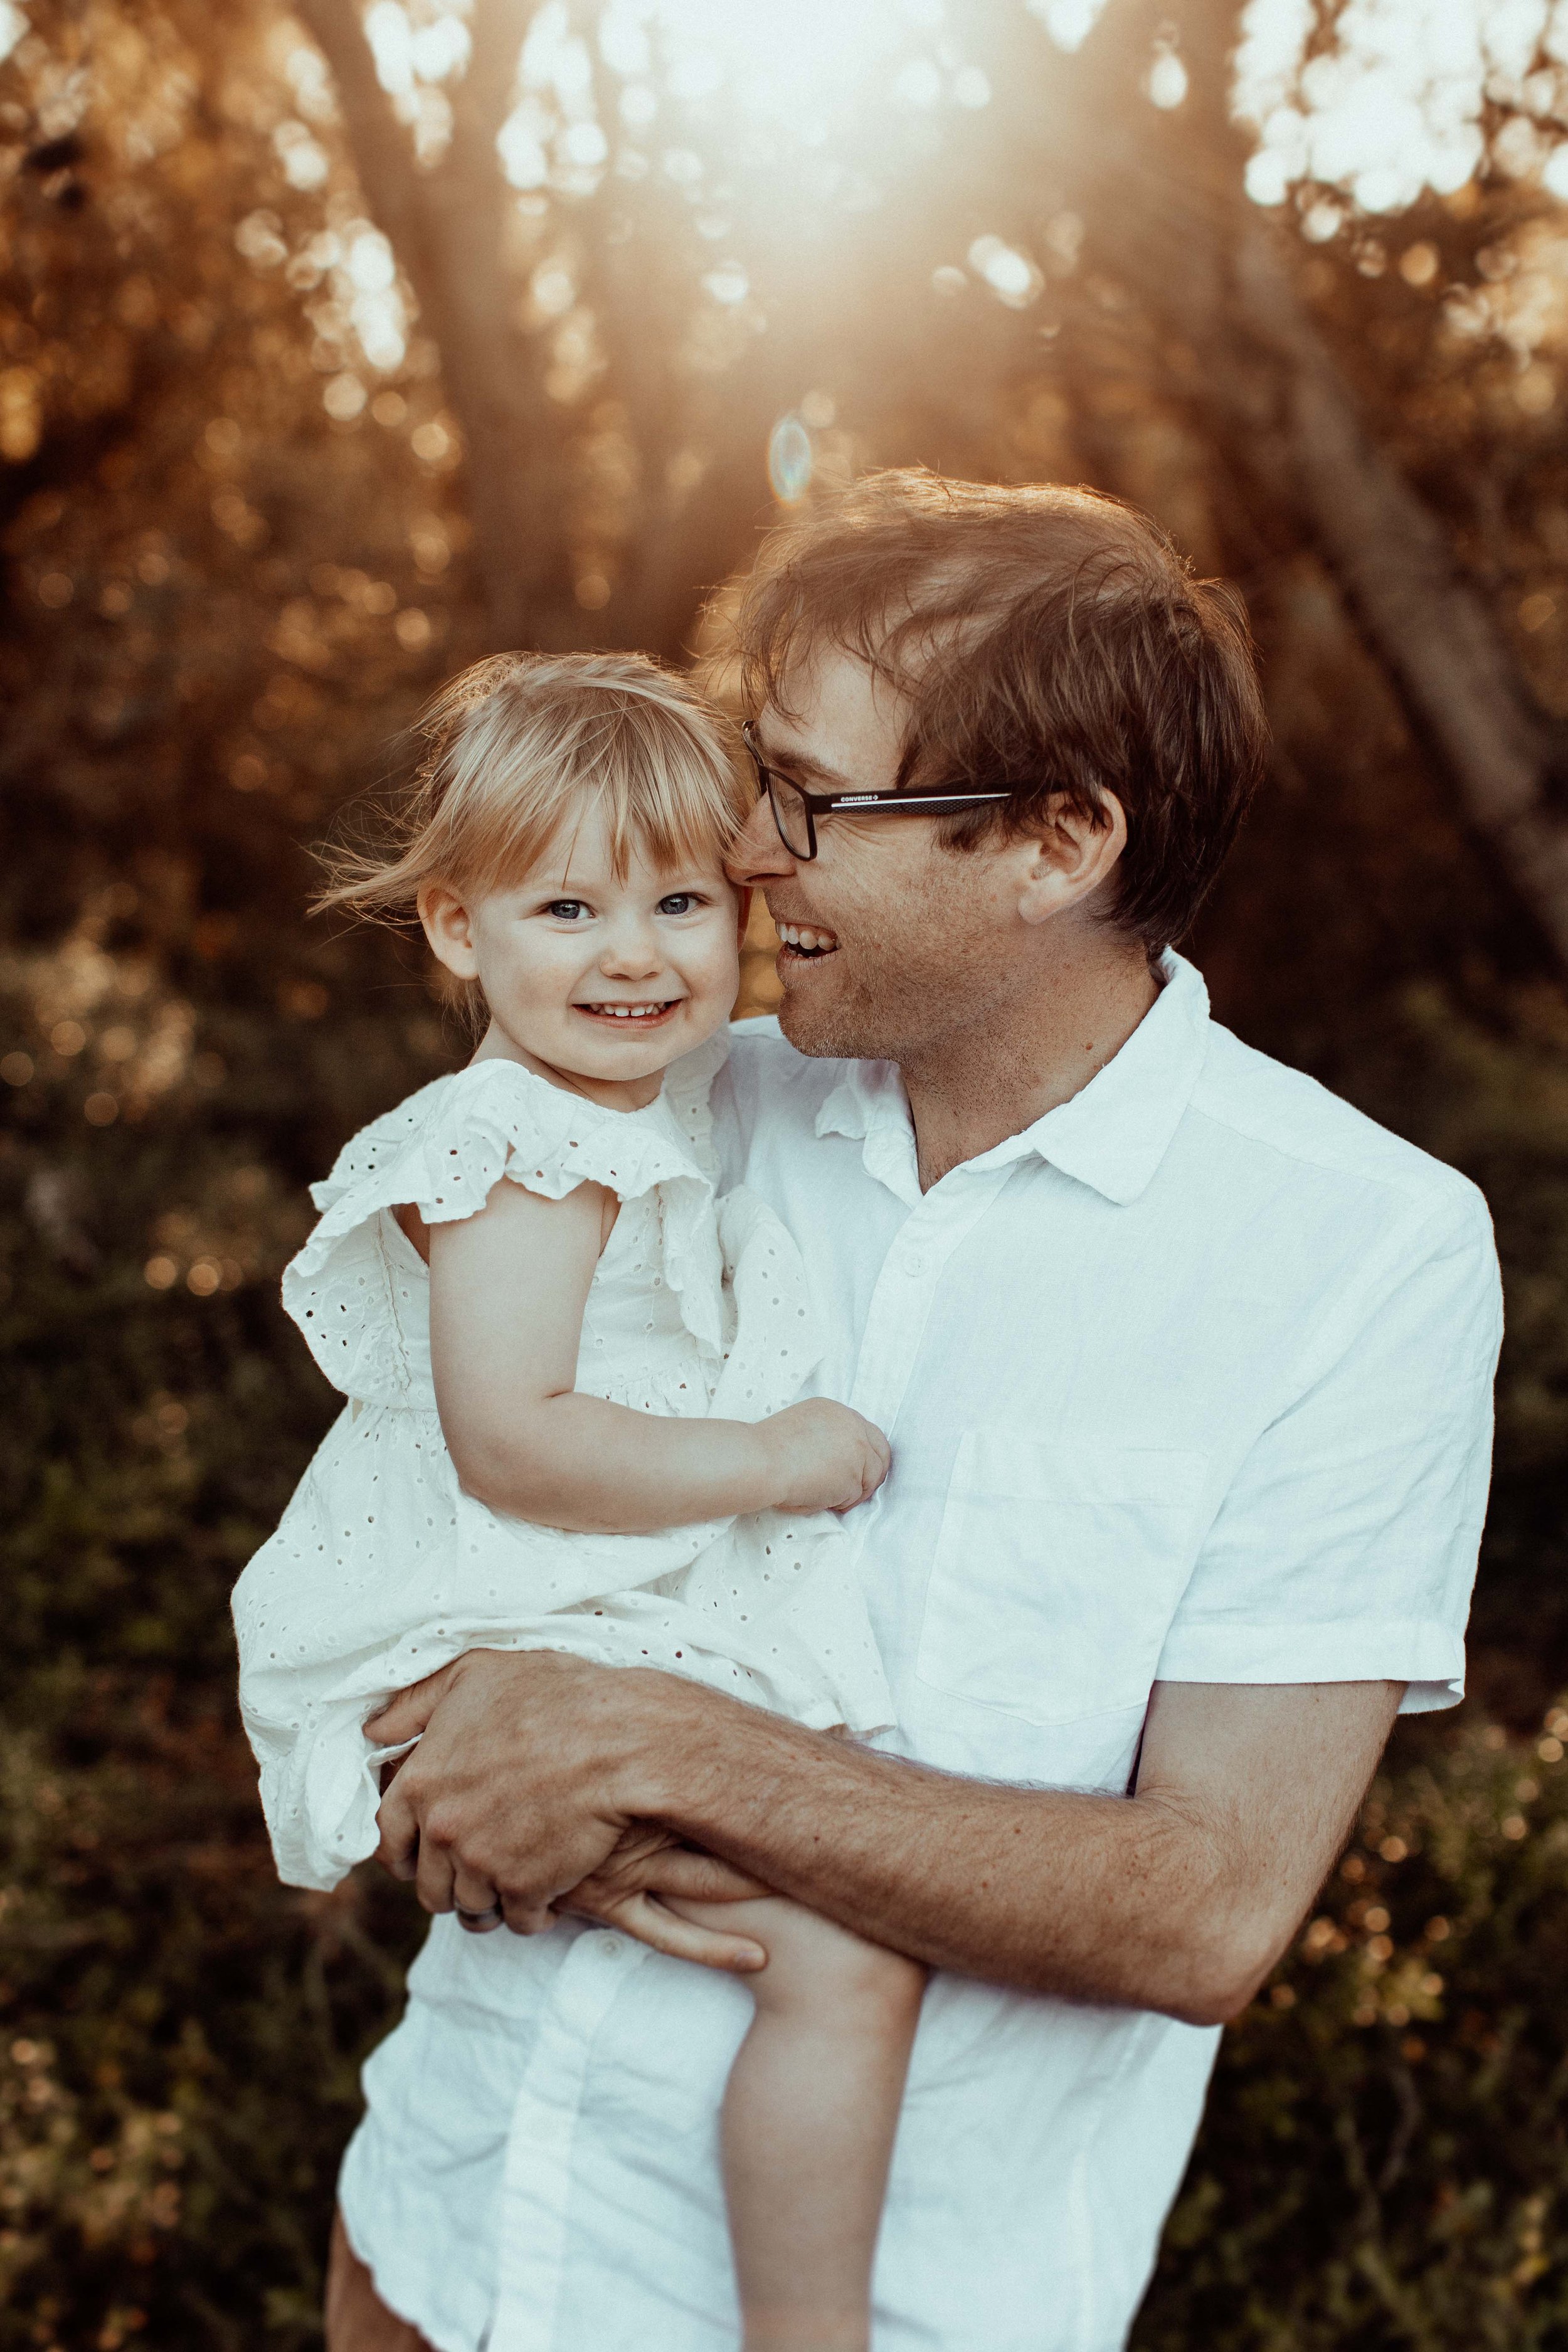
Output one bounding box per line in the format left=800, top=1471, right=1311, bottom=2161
left=598, top=921, right=662, bottom=979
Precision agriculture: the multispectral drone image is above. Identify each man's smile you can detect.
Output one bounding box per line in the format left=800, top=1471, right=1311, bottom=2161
left=775, top=921, right=840, bottom=961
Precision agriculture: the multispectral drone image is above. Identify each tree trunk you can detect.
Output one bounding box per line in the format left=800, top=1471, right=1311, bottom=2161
left=1056, top=0, right=1568, bottom=968
left=297, top=0, right=571, bottom=648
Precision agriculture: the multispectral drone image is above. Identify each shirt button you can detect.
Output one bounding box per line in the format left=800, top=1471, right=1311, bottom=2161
left=899, top=1251, right=927, bottom=1278
left=590, top=1931, right=625, bottom=1959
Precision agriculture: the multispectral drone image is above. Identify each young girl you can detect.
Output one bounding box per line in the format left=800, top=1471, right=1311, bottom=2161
left=233, top=652, right=924, bottom=2352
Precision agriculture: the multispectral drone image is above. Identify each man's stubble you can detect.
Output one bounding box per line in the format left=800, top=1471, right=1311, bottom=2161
left=773, top=874, right=1014, bottom=1083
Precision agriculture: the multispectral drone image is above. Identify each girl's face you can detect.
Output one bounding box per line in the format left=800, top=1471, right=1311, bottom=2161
left=419, top=802, right=743, bottom=1106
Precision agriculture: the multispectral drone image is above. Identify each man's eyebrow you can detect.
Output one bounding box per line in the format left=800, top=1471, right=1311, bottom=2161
left=753, top=730, right=857, bottom=792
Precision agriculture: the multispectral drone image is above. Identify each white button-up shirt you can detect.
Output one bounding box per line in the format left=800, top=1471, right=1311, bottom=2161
left=337, top=953, right=1501, bottom=2352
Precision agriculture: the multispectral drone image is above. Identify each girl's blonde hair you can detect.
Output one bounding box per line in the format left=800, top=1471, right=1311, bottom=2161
left=316, top=650, right=752, bottom=920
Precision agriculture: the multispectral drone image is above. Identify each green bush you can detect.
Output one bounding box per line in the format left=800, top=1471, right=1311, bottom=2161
left=0, top=973, right=431, bottom=2349
left=1137, top=1705, right=1568, bottom=2351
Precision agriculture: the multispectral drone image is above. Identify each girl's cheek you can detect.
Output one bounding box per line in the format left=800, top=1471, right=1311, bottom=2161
left=709, top=951, right=743, bottom=1002
left=681, top=931, right=736, bottom=994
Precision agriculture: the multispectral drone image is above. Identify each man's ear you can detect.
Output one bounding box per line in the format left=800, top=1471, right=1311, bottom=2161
left=418, top=882, right=482, bottom=980
left=1015, top=792, right=1128, bottom=928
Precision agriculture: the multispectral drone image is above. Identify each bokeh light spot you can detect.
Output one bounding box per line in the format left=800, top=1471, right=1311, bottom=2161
left=768, top=413, right=813, bottom=504
left=1027, top=0, right=1110, bottom=55
left=324, top=373, right=368, bottom=422
left=968, top=235, right=1042, bottom=308
left=0, top=366, right=42, bottom=462
left=1517, top=364, right=1557, bottom=418
left=1148, top=46, right=1189, bottom=111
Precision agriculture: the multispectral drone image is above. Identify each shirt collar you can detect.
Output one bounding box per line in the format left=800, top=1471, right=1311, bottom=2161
left=815, top=950, right=1211, bottom=1206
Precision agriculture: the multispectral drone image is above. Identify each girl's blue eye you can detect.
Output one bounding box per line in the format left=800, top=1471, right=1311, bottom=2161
left=658, top=893, right=699, bottom=915
left=547, top=900, right=588, bottom=920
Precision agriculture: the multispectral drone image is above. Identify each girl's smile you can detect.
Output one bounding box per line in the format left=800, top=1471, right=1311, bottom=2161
left=575, top=999, right=684, bottom=1024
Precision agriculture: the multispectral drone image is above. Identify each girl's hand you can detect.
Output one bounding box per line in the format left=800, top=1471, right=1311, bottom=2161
left=563, top=1824, right=772, bottom=1972
left=756, top=1399, right=891, bottom=1515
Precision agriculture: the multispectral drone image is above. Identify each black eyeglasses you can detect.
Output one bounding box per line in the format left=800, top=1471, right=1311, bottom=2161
left=743, top=721, right=1012, bottom=862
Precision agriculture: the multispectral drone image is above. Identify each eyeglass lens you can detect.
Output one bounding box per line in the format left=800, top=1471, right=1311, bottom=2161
left=768, top=773, right=813, bottom=860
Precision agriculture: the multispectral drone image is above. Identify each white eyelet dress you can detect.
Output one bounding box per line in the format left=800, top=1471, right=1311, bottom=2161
left=232, top=1033, right=892, bottom=1897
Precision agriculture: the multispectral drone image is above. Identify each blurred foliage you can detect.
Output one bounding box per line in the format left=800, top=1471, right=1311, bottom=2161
left=5, top=0, right=1568, bottom=2345
left=1136, top=1704, right=1568, bottom=2352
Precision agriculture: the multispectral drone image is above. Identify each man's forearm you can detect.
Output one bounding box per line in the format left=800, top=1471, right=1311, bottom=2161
left=368, top=1654, right=1397, bottom=2023
left=626, top=1683, right=1268, bottom=2025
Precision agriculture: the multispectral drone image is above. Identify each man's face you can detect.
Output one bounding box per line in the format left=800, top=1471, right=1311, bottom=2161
left=727, top=648, right=1041, bottom=1066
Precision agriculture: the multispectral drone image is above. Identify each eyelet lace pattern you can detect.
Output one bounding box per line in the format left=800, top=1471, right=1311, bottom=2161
left=233, top=1034, right=892, bottom=1891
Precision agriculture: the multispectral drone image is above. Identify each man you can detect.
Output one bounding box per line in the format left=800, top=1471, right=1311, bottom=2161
left=332, top=474, right=1500, bottom=2350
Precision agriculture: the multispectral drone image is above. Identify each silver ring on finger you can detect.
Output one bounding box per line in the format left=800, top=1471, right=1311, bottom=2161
left=456, top=1901, right=504, bottom=1932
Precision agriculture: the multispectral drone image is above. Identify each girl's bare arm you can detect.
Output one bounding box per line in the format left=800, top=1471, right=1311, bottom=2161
left=418, top=1179, right=886, bottom=1533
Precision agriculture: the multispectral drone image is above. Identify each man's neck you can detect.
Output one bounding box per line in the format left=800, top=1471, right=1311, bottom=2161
left=900, top=943, right=1161, bottom=1192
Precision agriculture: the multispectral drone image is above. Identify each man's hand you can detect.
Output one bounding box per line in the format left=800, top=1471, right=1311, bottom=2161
left=369, top=1649, right=689, bottom=1932
left=369, top=1652, right=769, bottom=1967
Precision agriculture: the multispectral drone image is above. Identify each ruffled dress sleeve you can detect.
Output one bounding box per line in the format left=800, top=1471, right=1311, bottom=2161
left=280, top=1057, right=722, bottom=1405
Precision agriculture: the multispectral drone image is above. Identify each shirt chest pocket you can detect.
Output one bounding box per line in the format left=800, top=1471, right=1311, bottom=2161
left=914, top=1431, right=1209, bottom=1728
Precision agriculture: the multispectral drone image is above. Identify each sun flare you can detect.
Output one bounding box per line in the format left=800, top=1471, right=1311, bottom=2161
left=600, top=0, right=949, bottom=137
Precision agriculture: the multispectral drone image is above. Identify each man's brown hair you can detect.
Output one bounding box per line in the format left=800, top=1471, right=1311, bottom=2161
left=724, top=470, right=1269, bottom=950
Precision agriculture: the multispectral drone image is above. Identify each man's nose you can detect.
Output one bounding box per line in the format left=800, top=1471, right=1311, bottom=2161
left=726, top=795, right=796, bottom=887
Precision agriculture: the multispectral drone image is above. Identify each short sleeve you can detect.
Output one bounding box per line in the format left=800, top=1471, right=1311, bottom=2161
left=282, top=1061, right=719, bottom=1399
left=1155, top=1186, right=1503, bottom=1714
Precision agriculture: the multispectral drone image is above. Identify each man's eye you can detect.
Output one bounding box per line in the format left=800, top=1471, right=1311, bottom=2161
left=657, top=893, right=701, bottom=916
left=546, top=900, right=588, bottom=920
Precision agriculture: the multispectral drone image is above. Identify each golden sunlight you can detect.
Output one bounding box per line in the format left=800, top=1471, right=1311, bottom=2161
left=604, top=0, right=951, bottom=138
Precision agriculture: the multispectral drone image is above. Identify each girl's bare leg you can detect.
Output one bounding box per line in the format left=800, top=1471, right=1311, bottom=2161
left=668, top=1892, right=927, bottom=2352
left=325, top=2211, right=436, bottom=2352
